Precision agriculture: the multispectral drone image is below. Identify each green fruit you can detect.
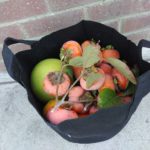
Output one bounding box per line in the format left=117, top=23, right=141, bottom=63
left=31, top=59, right=61, bottom=102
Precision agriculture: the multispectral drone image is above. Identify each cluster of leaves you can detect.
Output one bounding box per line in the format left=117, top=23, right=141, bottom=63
left=69, top=45, right=100, bottom=68
left=60, top=48, right=72, bottom=64
left=58, top=42, right=138, bottom=110
left=69, top=45, right=103, bottom=88
left=107, top=58, right=137, bottom=85
left=97, top=58, right=137, bottom=108
left=98, top=83, right=136, bottom=109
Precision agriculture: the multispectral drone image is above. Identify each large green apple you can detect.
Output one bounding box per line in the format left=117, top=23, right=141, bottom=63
left=31, top=58, right=73, bottom=103
left=31, top=59, right=62, bottom=102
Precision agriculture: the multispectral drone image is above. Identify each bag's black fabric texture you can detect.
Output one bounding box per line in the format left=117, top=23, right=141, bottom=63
left=2, top=20, right=150, bottom=143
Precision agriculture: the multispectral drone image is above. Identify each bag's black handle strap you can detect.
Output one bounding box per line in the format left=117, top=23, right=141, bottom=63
left=128, top=40, right=150, bottom=115
left=2, top=37, right=36, bottom=86
left=138, top=39, right=150, bottom=64
left=128, top=70, right=150, bottom=116
left=137, top=39, right=150, bottom=96
left=137, top=39, right=150, bottom=73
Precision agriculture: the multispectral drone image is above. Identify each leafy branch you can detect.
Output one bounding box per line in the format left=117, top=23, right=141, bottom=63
left=53, top=44, right=102, bottom=111
left=69, top=45, right=100, bottom=68
left=69, top=45, right=103, bottom=88
left=107, top=57, right=137, bottom=84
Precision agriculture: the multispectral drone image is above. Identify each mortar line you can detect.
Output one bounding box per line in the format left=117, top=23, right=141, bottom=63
left=0, top=22, right=150, bottom=48
left=18, top=24, right=29, bottom=38
left=100, top=11, right=150, bottom=24
left=0, top=0, right=113, bottom=28
left=0, top=9, right=149, bottom=30
left=83, top=7, right=88, bottom=20
left=124, top=28, right=150, bottom=36
left=118, top=19, right=122, bottom=33
left=0, top=0, right=9, bottom=3
left=0, top=4, right=149, bottom=29
left=44, top=0, right=51, bottom=12
left=28, top=35, right=44, bottom=40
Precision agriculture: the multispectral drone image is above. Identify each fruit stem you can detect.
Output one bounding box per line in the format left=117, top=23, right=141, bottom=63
left=106, top=45, right=114, bottom=49
left=52, top=70, right=84, bottom=112
left=55, top=64, right=70, bottom=104
left=63, top=99, right=97, bottom=104
left=83, top=101, right=93, bottom=112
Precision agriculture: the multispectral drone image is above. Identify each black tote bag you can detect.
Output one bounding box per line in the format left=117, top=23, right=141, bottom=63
left=2, top=20, right=150, bottom=143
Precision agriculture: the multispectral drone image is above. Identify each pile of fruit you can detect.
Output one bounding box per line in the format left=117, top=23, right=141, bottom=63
left=31, top=40, right=138, bottom=125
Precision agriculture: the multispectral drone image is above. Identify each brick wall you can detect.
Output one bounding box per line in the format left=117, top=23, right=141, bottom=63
left=0, top=0, right=150, bottom=73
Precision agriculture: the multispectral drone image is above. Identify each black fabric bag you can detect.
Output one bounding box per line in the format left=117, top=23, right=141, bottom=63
left=2, top=20, right=150, bottom=143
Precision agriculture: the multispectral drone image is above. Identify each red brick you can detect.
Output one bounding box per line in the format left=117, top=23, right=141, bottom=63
left=103, top=21, right=119, bottom=31
left=0, top=25, right=24, bottom=45
left=121, top=13, right=150, bottom=33
left=48, top=0, right=98, bottom=12
left=87, top=0, right=150, bottom=21
left=0, top=0, right=48, bottom=23
left=22, top=9, right=84, bottom=37
left=126, top=29, right=150, bottom=45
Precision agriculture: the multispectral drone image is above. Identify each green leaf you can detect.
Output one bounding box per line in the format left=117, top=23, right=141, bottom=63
left=105, top=45, right=114, bottom=49
left=59, top=48, right=65, bottom=60
left=82, top=45, right=100, bottom=68
left=69, top=56, right=83, bottom=67
left=107, top=58, right=137, bottom=84
left=121, top=82, right=136, bottom=96
left=98, top=88, right=121, bottom=108
left=86, top=72, right=103, bottom=88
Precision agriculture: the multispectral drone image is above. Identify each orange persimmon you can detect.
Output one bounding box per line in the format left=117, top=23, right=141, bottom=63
left=99, top=74, right=115, bottom=91
left=112, top=68, right=128, bottom=90
left=62, top=40, right=82, bottom=58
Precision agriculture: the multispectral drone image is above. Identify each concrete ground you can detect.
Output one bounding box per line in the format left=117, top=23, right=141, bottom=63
left=0, top=73, right=150, bottom=150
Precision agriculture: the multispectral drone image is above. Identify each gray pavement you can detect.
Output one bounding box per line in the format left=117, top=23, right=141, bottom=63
left=0, top=73, right=150, bottom=150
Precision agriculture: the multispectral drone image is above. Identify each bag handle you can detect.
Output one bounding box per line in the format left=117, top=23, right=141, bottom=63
left=2, top=37, right=36, bottom=86
left=128, top=40, right=150, bottom=115
left=138, top=39, right=150, bottom=63
left=137, top=39, right=150, bottom=73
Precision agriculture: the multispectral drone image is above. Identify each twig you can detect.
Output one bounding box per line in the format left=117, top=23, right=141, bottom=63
left=62, top=99, right=97, bottom=105
left=51, top=71, right=84, bottom=112
left=55, top=64, right=70, bottom=103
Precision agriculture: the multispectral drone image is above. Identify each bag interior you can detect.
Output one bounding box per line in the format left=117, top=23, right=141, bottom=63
left=14, top=20, right=149, bottom=141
